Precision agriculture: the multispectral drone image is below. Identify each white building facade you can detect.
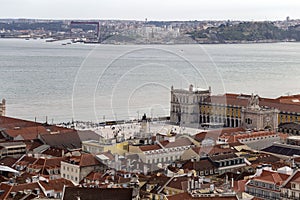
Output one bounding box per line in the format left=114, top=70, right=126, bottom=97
left=170, top=84, right=211, bottom=128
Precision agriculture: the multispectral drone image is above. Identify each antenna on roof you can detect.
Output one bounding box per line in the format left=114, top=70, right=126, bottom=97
left=36, top=117, right=38, bottom=136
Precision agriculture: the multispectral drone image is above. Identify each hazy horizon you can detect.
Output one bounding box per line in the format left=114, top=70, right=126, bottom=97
left=1, top=0, right=300, bottom=21
left=0, top=17, right=298, bottom=22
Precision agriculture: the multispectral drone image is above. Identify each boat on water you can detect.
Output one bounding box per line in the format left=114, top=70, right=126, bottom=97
left=46, top=39, right=58, bottom=42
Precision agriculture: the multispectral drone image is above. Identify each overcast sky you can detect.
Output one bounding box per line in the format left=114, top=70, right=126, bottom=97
left=1, top=0, right=299, bottom=21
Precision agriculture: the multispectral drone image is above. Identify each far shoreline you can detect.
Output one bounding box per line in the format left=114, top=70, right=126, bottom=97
left=0, top=37, right=299, bottom=46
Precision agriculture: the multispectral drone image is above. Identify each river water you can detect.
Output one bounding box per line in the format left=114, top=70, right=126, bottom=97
left=0, top=39, right=299, bottom=123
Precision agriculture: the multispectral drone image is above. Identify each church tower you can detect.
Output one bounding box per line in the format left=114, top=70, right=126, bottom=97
left=136, top=113, right=150, bottom=139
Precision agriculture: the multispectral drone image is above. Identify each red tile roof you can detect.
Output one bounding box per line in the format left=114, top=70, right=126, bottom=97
left=28, top=157, right=66, bottom=174
left=192, top=145, right=236, bottom=156
left=10, top=182, right=40, bottom=193
left=206, top=93, right=300, bottom=113
left=167, top=192, right=238, bottom=200
left=85, top=171, right=104, bottom=181
left=0, top=183, right=12, bottom=199
left=139, top=138, right=193, bottom=152
left=139, top=144, right=161, bottom=151
left=66, top=154, right=102, bottom=167
left=39, top=131, right=81, bottom=149
left=24, top=139, right=44, bottom=151
left=15, top=156, right=66, bottom=175
left=252, top=170, right=289, bottom=186
left=276, top=94, right=300, bottom=105
left=39, top=178, right=74, bottom=192
left=0, top=116, right=38, bottom=129
left=41, top=147, right=65, bottom=157
left=4, top=126, right=48, bottom=140
left=282, top=170, right=300, bottom=189
left=219, top=130, right=278, bottom=143
left=0, top=157, right=18, bottom=167
left=233, top=180, right=247, bottom=193
left=0, top=116, right=80, bottom=144
left=163, top=138, right=193, bottom=148
left=15, top=156, right=38, bottom=168
left=194, top=128, right=244, bottom=142
left=62, top=187, right=133, bottom=200
left=250, top=153, right=281, bottom=167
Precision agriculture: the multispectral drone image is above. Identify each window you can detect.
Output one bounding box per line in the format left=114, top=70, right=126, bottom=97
left=268, top=184, right=273, bottom=189
left=292, top=183, right=296, bottom=189
left=245, top=118, right=252, bottom=124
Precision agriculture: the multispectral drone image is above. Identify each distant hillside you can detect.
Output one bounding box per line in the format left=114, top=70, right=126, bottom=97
left=188, top=22, right=300, bottom=43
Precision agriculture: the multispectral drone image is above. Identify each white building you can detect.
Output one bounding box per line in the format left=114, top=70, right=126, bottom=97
left=128, top=137, right=196, bottom=173
left=281, top=170, right=300, bottom=199
left=170, top=84, right=211, bottom=128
